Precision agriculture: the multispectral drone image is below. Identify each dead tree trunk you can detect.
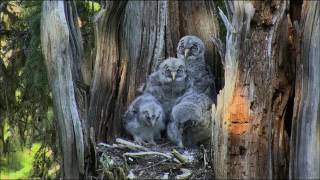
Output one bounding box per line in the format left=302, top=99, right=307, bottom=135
left=40, top=1, right=320, bottom=178
left=212, top=1, right=292, bottom=178
left=88, top=1, right=220, bottom=142
left=290, top=1, right=320, bottom=178
left=41, top=1, right=86, bottom=178
left=41, top=0, right=220, bottom=177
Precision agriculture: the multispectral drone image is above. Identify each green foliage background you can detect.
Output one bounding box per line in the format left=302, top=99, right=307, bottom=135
left=0, top=1, right=100, bottom=178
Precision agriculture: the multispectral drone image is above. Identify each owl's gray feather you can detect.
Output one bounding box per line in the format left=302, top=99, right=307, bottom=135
left=177, top=35, right=216, bottom=102
left=166, top=121, right=184, bottom=148
left=123, top=93, right=165, bottom=145
left=167, top=89, right=212, bottom=147
left=144, top=57, right=189, bottom=118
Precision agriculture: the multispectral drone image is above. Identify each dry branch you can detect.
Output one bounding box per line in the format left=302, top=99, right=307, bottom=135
left=175, top=168, right=193, bottom=179
left=210, top=37, right=225, bottom=66
left=172, top=149, right=190, bottom=164
left=123, top=151, right=172, bottom=159
left=115, top=138, right=150, bottom=151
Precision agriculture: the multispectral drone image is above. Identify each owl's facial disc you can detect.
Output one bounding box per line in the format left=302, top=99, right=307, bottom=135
left=139, top=105, right=151, bottom=126
left=140, top=103, right=161, bottom=127
left=177, top=35, right=204, bottom=60
left=175, top=65, right=186, bottom=81
left=164, top=66, right=173, bottom=82
left=142, top=110, right=151, bottom=126
left=160, top=58, right=186, bottom=82
left=163, top=65, right=176, bottom=82
left=183, top=43, right=201, bottom=58
left=150, top=114, right=157, bottom=126
left=150, top=110, right=162, bottom=127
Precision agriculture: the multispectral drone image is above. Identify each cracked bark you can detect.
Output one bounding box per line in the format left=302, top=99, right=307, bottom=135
left=211, top=1, right=293, bottom=178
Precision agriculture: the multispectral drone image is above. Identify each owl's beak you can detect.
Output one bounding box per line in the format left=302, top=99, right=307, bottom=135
left=184, top=49, right=190, bottom=59
left=151, top=120, right=156, bottom=126
left=171, top=72, right=177, bottom=81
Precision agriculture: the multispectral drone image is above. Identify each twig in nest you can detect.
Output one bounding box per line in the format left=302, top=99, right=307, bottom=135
left=123, top=151, right=172, bottom=159
left=88, top=175, right=98, bottom=180
left=122, top=154, right=129, bottom=170
left=159, top=142, right=171, bottom=147
left=135, top=158, right=170, bottom=172
left=116, top=138, right=150, bottom=151
left=175, top=168, right=193, bottom=179
left=172, top=149, right=190, bottom=164
left=127, top=170, right=137, bottom=179
left=200, top=144, right=208, bottom=168
left=97, top=142, right=114, bottom=149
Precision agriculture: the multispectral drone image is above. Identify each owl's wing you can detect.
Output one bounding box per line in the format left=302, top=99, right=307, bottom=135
left=123, top=110, right=134, bottom=124
left=145, top=72, right=160, bottom=89
left=157, top=108, right=166, bottom=130
left=123, top=95, right=144, bottom=125
left=144, top=72, right=165, bottom=100
left=167, top=121, right=184, bottom=147
left=173, top=91, right=212, bottom=127
left=203, top=71, right=217, bottom=102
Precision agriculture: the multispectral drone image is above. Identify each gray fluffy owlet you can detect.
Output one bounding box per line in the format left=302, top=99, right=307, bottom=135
left=144, top=57, right=189, bottom=118
left=177, top=35, right=216, bottom=102
left=167, top=89, right=213, bottom=147
left=123, top=93, right=165, bottom=145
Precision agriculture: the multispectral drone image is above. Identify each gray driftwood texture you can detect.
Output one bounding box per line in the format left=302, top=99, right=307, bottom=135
left=290, top=1, right=320, bottom=178
left=41, top=1, right=87, bottom=178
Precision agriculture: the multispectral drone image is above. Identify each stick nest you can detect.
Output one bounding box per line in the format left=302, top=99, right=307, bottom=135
left=96, top=138, right=214, bottom=179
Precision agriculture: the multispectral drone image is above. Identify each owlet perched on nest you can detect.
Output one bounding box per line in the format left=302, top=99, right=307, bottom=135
left=177, top=35, right=216, bottom=102
left=123, top=93, right=165, bottom=145
left=167, top=89, right=213, bottom=147
left=166, top=35, right=215, bottom=147
left=143, top=57, right=189, bottom=118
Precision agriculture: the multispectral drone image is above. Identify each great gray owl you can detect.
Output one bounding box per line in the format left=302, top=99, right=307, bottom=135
left=144, top=57, right=189, bottom=118
left=177, top=35, right=216, bottom=102
left=167, top=89, right=213, bottom=147
left=123, top=93, right=165, bottom=145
